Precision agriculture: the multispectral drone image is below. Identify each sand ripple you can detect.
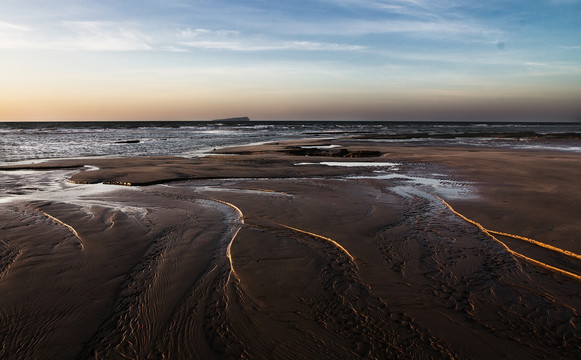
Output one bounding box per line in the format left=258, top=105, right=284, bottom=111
left=0, top=176, right=579, bottom=359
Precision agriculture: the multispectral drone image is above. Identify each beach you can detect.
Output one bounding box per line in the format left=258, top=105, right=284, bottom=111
left=1, top=139, right=580, bottom=359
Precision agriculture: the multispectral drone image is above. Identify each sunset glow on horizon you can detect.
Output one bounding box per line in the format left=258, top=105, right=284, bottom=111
left=1, top=0, right=580, bottom=122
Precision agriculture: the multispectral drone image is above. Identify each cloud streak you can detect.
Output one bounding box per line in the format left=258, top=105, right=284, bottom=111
left=179, top=39, right=365, bottom=52
left=0, top=20, right=152, bottom=51
left=0, top=20, right=31, bottom=32
left=0, top=0, right=502, bottom=52
left=60, top=21, right=153, bottom=51
left=0, top=20, right=365, bottom=53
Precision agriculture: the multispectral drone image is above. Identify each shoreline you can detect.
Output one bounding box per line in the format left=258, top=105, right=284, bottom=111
left=3, top=139, right=580, bottom=251
left=1, top=139, right=580, bottom=359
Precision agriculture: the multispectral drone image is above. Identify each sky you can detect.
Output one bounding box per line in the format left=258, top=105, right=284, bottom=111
left=0, top=0, right=580, bottom=121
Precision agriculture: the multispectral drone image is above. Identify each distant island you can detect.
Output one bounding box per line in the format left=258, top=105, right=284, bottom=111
left=211, top=116, right=250, bottom=123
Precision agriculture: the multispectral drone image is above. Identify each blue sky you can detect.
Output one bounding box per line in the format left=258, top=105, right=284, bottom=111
left=1, top=0, right=580, bottom=121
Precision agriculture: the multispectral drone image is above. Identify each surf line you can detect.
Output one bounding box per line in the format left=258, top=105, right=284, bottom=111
left=275, top=222, right=355, bottom=262
left=436, top=196, right=581, bottom=281
left=39, top=211, right=84, bottom=249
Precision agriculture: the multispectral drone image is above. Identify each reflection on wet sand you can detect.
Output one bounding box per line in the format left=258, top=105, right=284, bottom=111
left=0, top=141, right=580, bottom=359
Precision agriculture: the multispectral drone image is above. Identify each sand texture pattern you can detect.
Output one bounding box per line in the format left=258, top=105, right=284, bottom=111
left=0, top=140, right=580, bottom=359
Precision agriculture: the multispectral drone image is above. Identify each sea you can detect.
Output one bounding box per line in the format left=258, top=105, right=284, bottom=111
left=1, top=121, right=581, bottom=165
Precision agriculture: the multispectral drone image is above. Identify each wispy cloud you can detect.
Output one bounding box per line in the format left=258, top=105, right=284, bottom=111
left=0, top=20, right=152, bottom=51
left=0, top=20, right=34, bottom=50
left=0, top=19, right=366, bottom=53
left=179, top=28, right=240, bottom=38
left=0, top=0, right=502, bottom=53
left=0, top=20, right=31, bottom=32
left=322, top=0, right=450, bottom=19
left=272, top=18, right=500, bottom=44
left=179, top=39, right=365, bottom=52
left=175, top=26, right=365, bottom=52
left=59, top=21, right=153, bottom=51
left=548, top=0, right=580, bottom=4
left=293, top=0, right=502, bottom=43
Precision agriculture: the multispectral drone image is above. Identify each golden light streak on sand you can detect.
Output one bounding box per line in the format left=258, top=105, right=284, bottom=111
left=209, top=198, right=245, bottom=282
left=104, top=182, right=133, bottom=186
left=487, top=230, right=581, bottom=260
left=39, top=211, right=84, bottom=249
left=275, top=222, right=355, bottom=262
left=210, top=198, right=245, bottom=225
left=67, top=180, right=90, bottom=184
left=436, top=196, right=581, bottom=281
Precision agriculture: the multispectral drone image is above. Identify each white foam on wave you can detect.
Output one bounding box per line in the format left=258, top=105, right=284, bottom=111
left=517, top=144, right=581, bottom=152
left=296, top=161, right=400, bottom=167
left=300, top=145, right=341, bottom=149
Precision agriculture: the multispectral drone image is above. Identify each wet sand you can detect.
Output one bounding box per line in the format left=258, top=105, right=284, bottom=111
left=0, top=140, right=580, bottom=359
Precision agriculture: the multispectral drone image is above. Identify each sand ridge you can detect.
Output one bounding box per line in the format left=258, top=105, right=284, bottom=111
left=0, top=139, right=580, bottom=359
